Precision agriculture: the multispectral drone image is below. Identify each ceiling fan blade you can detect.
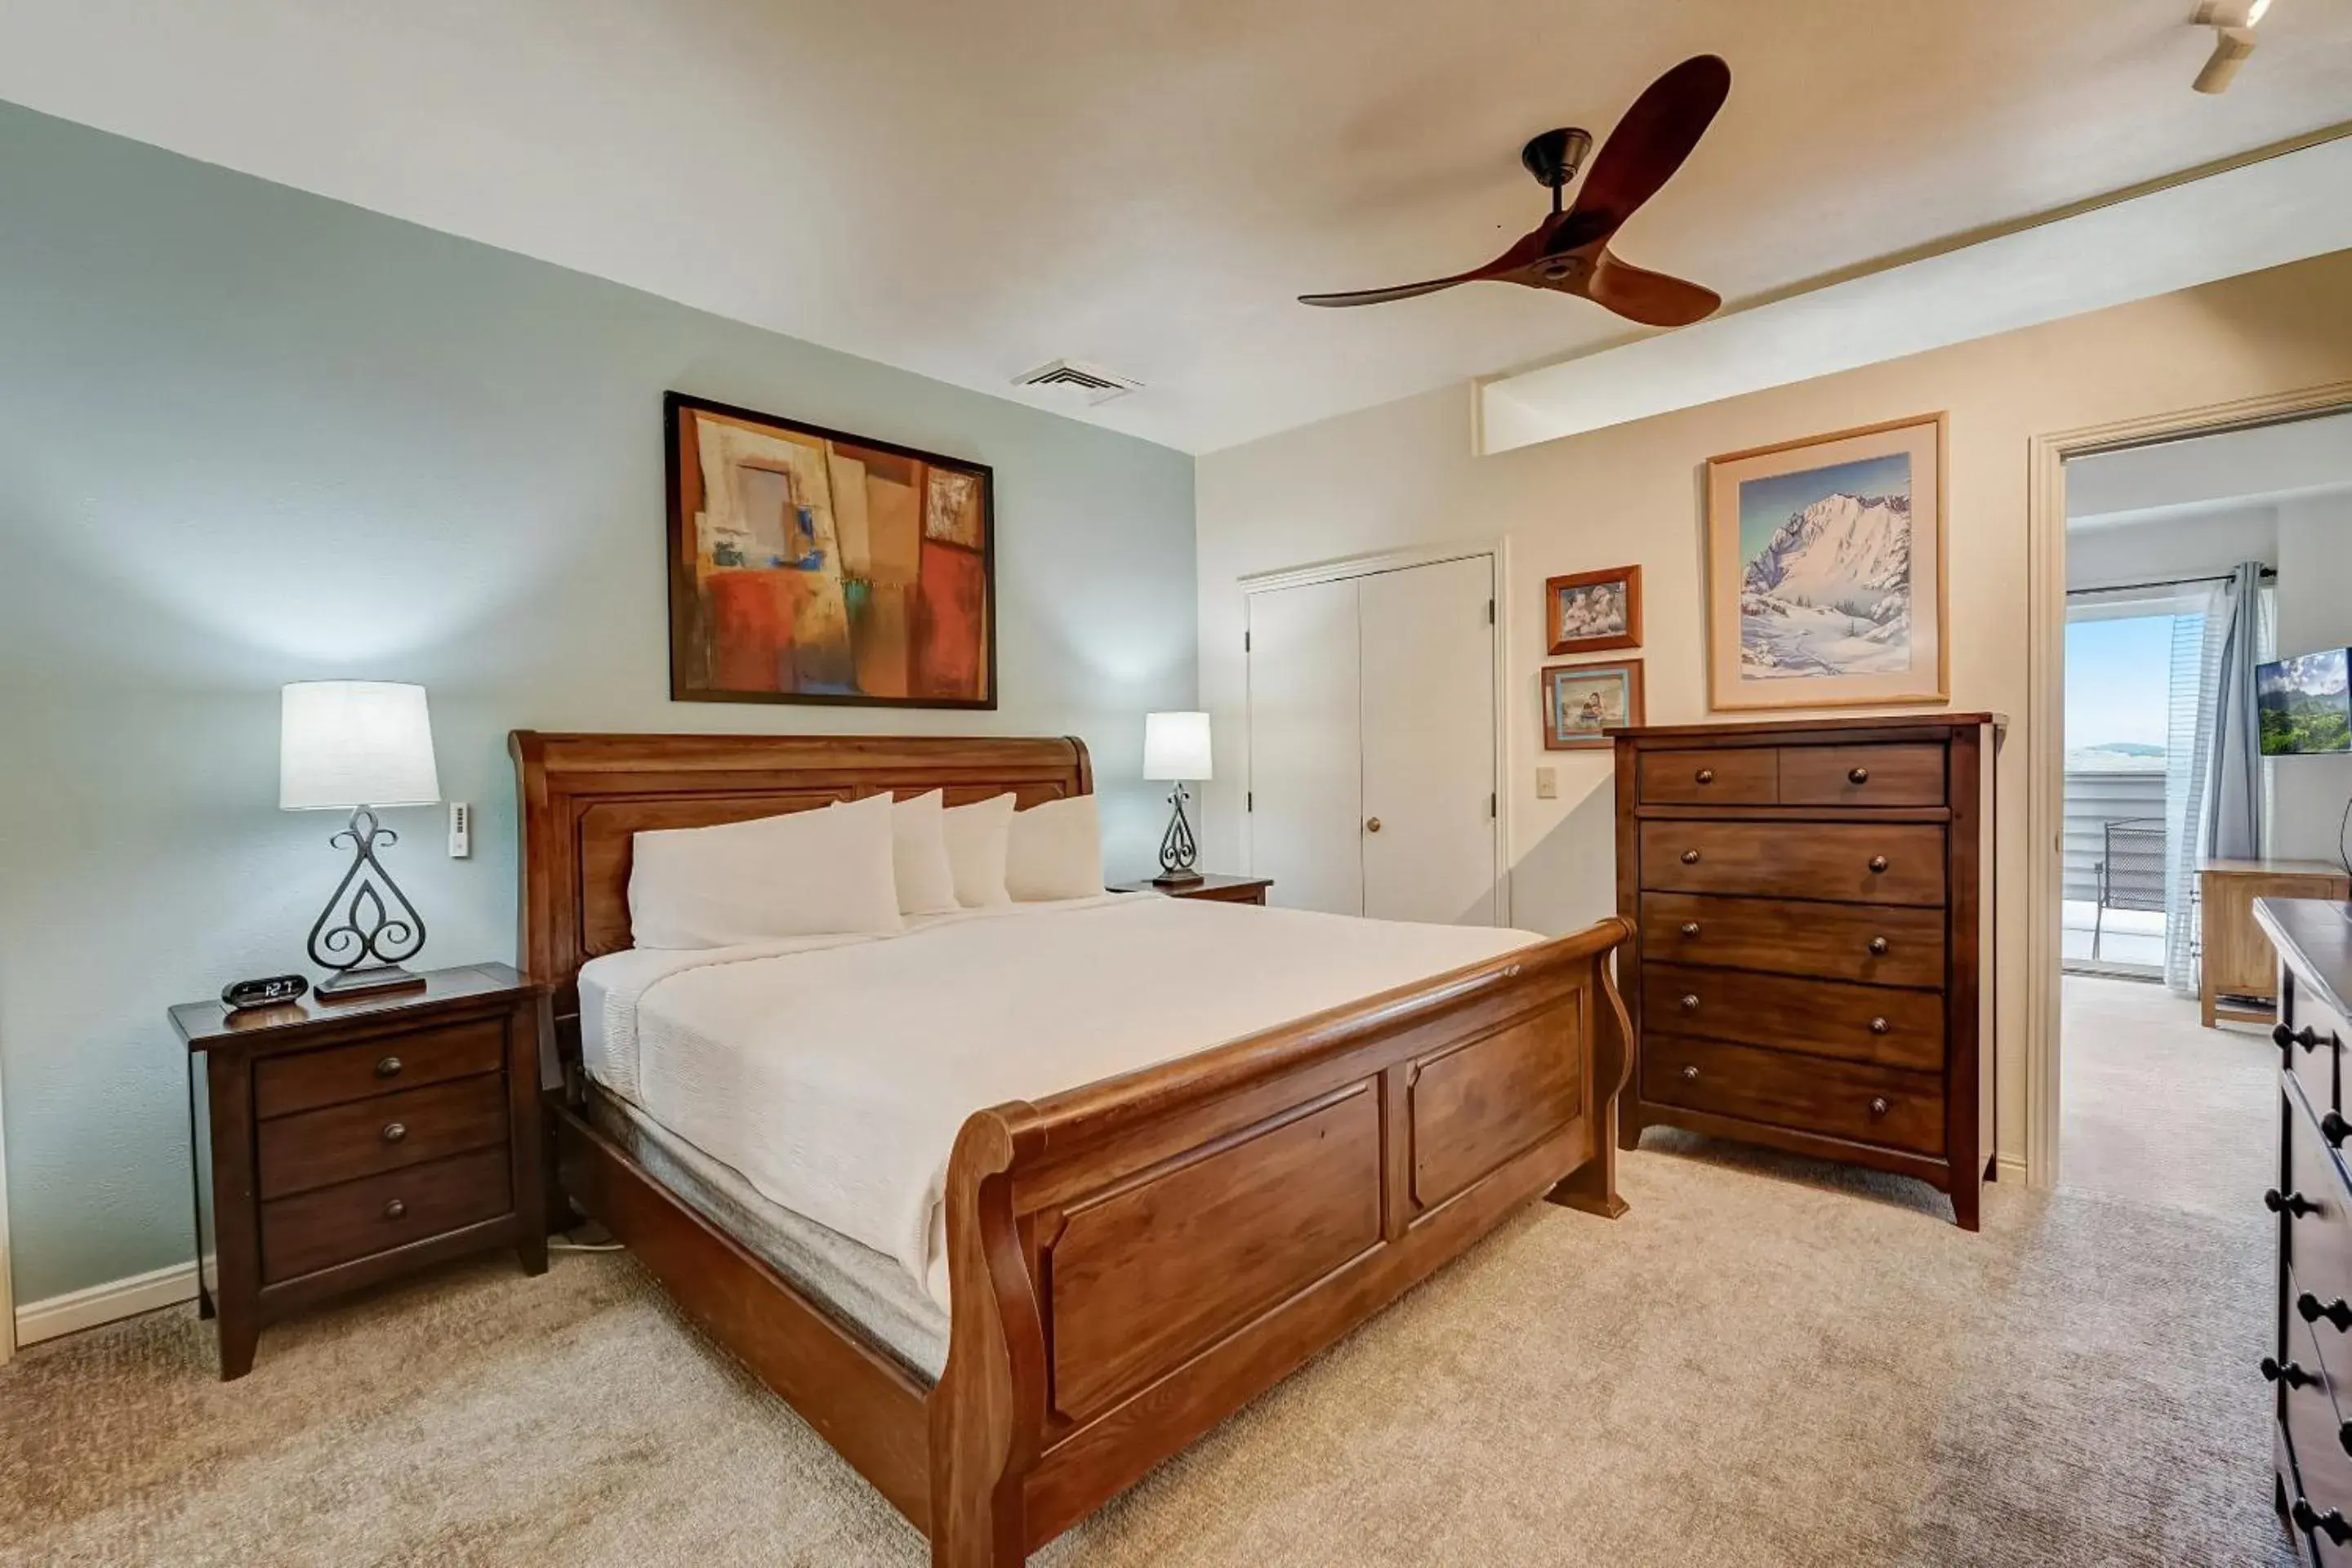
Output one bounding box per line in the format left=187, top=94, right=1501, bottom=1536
left=1562, top=55, right=1731, bottom=238
left=1299, top=224, right=1549, bottom=308
left=1578, top=248, right=1721, bottom=327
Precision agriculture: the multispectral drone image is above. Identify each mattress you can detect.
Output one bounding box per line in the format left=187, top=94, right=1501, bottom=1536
left=580, top=892, right=1538, bottom=1311
left=585, top=1085, right=949, bottom=1382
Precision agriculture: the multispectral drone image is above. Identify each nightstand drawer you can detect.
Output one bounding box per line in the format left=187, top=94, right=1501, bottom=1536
left=254, top=1018, right=506, bottom=1119
left=261, top=1147, right=512, bottom=1284
left=257, top=1073, right=508, bottom=1198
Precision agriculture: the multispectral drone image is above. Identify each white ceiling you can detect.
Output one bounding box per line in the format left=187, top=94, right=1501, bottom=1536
left=2069, top=411, right=2352, bottom=528
left=2, top=0, right=2348, bottom=454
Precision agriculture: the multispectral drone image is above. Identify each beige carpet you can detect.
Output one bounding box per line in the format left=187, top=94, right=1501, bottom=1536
left=0, top=978, right=2293, bottom=1566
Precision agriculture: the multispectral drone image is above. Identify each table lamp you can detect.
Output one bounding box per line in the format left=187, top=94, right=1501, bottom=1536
left=280, top=680, right=441, bottom=997
left=1143, top=711, right=1211, bottom=886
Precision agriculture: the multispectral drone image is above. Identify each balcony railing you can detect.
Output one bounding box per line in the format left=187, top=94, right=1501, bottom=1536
left=2063, top=766, right=2170, bottom=972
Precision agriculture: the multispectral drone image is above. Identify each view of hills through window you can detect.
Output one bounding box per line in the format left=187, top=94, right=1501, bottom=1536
left=2065, top=614, right=2177, bottom=773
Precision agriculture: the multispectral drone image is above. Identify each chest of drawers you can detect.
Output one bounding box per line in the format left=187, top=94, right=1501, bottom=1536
left=1612, top=715, right=2001, bottom=1229
left=2257, top=897, right=2352, bottom=1563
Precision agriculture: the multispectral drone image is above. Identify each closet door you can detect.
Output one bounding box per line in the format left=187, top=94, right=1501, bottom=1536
left=1246, top=577, right=1365, bottom=915
left=1358, top=556, right=1499, bottom=926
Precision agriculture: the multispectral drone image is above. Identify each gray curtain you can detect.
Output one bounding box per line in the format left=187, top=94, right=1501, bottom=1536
left=2204, top=561, right=2267, bottom=863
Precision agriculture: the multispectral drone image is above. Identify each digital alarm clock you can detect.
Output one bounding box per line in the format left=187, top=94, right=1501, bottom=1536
left=221, top=973, right=310, bottom=1012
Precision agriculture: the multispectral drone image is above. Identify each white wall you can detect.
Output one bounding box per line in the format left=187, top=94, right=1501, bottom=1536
left=2064, top=506, right=2278, bottom=592
left=1197, top=247, right=2352, bottom=1173
left=2274, top=490, right=2352, bottom=863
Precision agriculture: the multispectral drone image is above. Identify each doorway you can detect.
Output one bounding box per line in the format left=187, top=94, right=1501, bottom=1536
left=1243, top=546, right=1505, bottom=926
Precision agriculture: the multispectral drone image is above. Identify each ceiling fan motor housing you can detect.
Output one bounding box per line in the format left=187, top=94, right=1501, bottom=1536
left=1521, top=127, right=1594, bottom=191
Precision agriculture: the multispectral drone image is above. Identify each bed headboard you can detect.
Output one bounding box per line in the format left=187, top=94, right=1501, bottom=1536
left=509, top=730, right=1093, bottom=1036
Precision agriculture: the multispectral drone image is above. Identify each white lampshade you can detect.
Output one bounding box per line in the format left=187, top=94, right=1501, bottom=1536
left=1143, top=711, right=1213, bottom=782
left=279, top=681, right=442, bottom=811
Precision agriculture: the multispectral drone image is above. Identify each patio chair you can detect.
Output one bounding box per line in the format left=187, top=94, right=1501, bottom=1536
left=2093, top=817, right=2167, bottom=962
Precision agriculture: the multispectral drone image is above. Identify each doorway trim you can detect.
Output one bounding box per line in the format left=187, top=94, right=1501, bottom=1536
left=1, top=1037, right=13, bottom=1365
left=2025, top=378, right=2352, bottom=1189
left=1239, top=537, right=1515, bottom=924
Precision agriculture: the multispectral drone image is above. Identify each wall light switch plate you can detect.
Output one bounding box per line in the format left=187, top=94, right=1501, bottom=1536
left=1535, top=767, right=1557, bottom=800
left=448, top=801, right=471, bottom=858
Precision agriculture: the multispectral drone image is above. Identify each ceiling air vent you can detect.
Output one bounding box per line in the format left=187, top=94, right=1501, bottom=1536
left=1012, top=359, right=1144, bottom=406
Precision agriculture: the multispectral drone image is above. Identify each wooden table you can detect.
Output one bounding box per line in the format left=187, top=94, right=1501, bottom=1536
left=2200, top=858, right=2352, bottom=1026
left=1105, top=873, right=1273, bottom=906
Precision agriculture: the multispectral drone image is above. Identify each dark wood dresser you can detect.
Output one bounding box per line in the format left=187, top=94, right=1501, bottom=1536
left=2257, top=896, right=2352, bottom=1561
left=172, top=964, right=550, bottom=1378
left=1612, top=715, right=2000, bottom=1228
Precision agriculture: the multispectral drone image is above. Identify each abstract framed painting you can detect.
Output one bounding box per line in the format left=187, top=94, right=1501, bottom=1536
left=1704, top=412, right=1948, bottom=710
left=1542, top=658, right=1645, bottom=750
left=665, top=391, right=996, bottom=708
left=1546, top=564, right=1642, bottom=655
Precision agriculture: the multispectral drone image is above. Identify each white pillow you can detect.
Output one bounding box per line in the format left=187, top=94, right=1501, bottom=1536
left=1007, top=793, right=1103, bottom=902
left=629, top=791, right=902, bottom=950
left=889, top=791, right=961, bottom=915
left=941, top=794, right=1015, bottom=907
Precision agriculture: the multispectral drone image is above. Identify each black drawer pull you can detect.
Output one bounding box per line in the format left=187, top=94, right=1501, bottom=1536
left=2299, top=1291, right=2352, bottom=1333
left=1695, top=768, right=1715, bottom=785
left=1868, top=854, right=1891, bottom=874
left=1679, top=1064, right=1699, bottom=1082
left=2326, top=1110, right=2351, bottom=1151
left=1869, top=1017, right=1891, bottom=1036
left=2293, top=1499, right=2352, bottom=1546
left=381, top=1121, right=408, bottom=1144
left=1679, top=921, right=1701, bottom=938
left=383, top=1198, right=408, bottom=1221
left=1868, top=1097, right=1891, bottom=1116
left=2267, top=1188, right=2319, bottom=1218
left=2263, top=1356, right=2321, bottom=1388
left=1848, top=767, right=1870, bottom=785
left=1681, top=849, right=1701, bottom=865
left=2277, top=1023, right=2326, bottom=1054
left=2341, top=1419, right=2352, bottom=1459
left=375, top=1054, right=403, bottom=1079
left=1868, top=937, right=1891, bottom=956
left=1679, top=994, right=1700, bottom=1012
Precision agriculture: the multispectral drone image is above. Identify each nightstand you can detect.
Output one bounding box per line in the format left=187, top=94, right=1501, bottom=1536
left=172, top=962, right=550, bottom=1379
left=1107, top=874, right=1273, bottom=906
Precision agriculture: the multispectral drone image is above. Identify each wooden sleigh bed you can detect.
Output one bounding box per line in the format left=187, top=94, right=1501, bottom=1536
left=512, top=730, right=1633, bottom=1566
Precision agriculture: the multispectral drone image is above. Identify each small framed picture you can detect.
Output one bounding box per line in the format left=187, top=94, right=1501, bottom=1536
left=1543, top=659, right=1646, bottom=750
left=1546, top=564, right=1642, bottom=655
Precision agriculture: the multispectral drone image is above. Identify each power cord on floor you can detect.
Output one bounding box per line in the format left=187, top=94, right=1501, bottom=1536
left=549, top=1222, right=625, bottom=1254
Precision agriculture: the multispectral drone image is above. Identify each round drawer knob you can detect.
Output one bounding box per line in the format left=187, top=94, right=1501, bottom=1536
left=381, top=1121, right=408, bottom=1144
left=1681, top=849, right=1701, bottom=865
left=1679, top=994, right=1699, bottom=1011
left=383, top=1198, right=408, bottom=1221
left=1869, top=1097, right=1891, bottom=1116
left=1695, top=768, right=1715, bottom=785
left=1869, top=1017, right=1891, bottom=1036
left=1680, top=1064, right=1699, bottom=1081
left=1849, top=767, right=1871, bottom=785
left=375, top=1054, right=403, bottom=1079
left=1869, top=855, right=1891, bottom=873
left=1868, top=937, right=1891, bottom=956
left=1680, top=921, right=1701, bottom=938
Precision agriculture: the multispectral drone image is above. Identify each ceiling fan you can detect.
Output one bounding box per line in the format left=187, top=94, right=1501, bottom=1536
left=1299, top=55, right=1731, bottom=327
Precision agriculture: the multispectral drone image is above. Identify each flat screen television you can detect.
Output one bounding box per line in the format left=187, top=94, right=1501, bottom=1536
left=2257, top=648, right=2352, bottom=756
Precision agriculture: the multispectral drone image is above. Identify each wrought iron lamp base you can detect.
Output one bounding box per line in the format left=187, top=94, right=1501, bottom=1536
left=1154, top=783, right=1202, bottom=885
left=307, top=804, right=430, bottom=999
left=316, top=963, right=428, bottom=1000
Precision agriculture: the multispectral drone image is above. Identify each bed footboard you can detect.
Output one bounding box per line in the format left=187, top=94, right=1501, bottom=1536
left=927, top=915, right=1633, bottom=1566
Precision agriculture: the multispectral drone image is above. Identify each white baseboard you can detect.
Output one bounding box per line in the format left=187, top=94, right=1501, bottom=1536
left=1997, top=1153, right=2030, bottom=1184
left=15, top=1259, right=198, bottom=1347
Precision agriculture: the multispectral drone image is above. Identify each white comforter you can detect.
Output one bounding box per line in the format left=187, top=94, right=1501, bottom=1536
left=581, top=893, right=1538, bottom=1307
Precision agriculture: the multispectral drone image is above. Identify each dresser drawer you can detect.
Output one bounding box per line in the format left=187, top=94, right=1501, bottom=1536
left=1641, top=893, right=1947, bottom=988
left=1642, top=1036, right=1943, bottom=1155
left=1643, top=964, right=1944, bottom=1071
left=256, top=1073, right=508, bottom=1199
left=1637, top=746, right=1777, bottom=805
left=254, top=1018, right=507, bottom=1119
left=1639, top=822, right=1945, bottom=906
left=1776, top=744, right=1946, bottom=808
left=2289, top=993, right=2350, bottom=1119
left=260, top=1146, right=512, bottom=1284
left=2289, top=1078, right=2352, bottom=1311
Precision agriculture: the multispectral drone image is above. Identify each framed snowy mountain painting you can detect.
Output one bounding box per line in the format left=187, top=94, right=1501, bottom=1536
left=1703, top=412, right=1947, bottom=710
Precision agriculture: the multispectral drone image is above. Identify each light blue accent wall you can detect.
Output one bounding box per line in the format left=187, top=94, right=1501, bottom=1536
left=0, top=101, right=1197, bottom=1305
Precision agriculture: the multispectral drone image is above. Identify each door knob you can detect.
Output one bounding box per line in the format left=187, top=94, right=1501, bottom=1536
left=1365, top=817, right=1382, bottom=834
left=1868, top=937, right=1891, bottom=956
left=1848, top=767, right=1871, bottom=785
